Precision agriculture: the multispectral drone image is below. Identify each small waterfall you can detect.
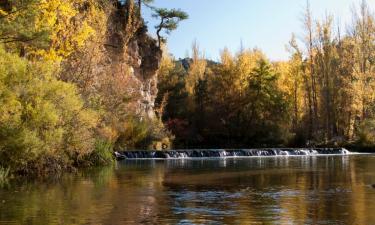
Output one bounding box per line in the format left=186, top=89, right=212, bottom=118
left=115, top=148, right=351, bottom=160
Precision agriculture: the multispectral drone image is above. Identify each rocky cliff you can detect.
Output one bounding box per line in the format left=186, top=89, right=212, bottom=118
left=62, top=0, right=162, bottom=119
left=125, top=31, right=162, bottom=118
left=106, top=2, right=162, bottom=118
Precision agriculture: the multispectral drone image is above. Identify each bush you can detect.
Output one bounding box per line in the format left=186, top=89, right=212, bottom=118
left=0, top=166, right=10, bottom=187
left=357, top=119, right=375, bottom=146
left=114, top=116, right=173, bottom=150
left=0, top=46, right=98, bottom=173
left=83, top=140, right=114, bottom=166
left=0, top=166, right=10, bottom=181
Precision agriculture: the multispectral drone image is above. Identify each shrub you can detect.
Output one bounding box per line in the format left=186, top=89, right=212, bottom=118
left=0, top=166, right=10, bottom=187
left=0, top=166, right=10, bottom=181
left=83, top=140, right=114, bottom=166
left=357, top=119, right=375, bottom=146
left=114, top=116, right=173, bottom=150
left=0, top=46, right=98, bottom=173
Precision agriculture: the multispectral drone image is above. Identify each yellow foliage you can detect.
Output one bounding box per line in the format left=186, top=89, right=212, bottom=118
left=1, top=0, right=102, bottom=61
left=186, top=41, right=207, bottom=95
left=216, top=48, right=266, bottom=96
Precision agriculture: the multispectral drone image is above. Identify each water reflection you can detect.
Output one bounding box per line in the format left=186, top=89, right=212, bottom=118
left=0, top=155, right=374, bottom=224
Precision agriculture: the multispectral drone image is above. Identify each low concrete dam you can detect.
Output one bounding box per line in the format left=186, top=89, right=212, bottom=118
left=115, top=148, right=351, bottom=160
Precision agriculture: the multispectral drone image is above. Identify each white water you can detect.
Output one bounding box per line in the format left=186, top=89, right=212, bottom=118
left=116, top=148, right=354, bottom=160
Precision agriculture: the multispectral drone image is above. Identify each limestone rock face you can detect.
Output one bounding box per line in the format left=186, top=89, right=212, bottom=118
left=62, top=2, right=162, bottom=119
left=125, top=32, right=162, bottom=118
left=107, top=3, right=162, bottom=119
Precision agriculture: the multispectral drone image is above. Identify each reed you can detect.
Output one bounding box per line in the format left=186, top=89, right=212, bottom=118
left=0, top=166, right=10, bottom=182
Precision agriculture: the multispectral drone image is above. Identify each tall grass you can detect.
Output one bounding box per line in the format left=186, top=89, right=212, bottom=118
left=84, top=140, right=115, bottom=166
left=0, top=166, right=10, bottom=182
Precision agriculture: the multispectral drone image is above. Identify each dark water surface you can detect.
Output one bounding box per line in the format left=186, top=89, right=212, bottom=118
left=1, top=155, right=375, bottom=224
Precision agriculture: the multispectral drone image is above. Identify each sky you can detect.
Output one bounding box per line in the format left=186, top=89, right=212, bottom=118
left=142, top=0, right=375, bottom=61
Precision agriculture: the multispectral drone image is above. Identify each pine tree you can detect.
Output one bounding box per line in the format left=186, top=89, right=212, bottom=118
left=152, top=8, right=188, bottom=47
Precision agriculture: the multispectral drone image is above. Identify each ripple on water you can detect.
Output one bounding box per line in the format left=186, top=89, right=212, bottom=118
left=1, top=155, right=375, bottom=224
left=169, top=190, right=242, bottom=217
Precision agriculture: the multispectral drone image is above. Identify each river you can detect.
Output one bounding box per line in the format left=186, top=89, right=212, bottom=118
left=0, top=154, right=374, bottom=224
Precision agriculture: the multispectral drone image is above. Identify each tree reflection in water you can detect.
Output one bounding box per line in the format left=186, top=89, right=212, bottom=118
left=0, top=155, right=374, bottom=224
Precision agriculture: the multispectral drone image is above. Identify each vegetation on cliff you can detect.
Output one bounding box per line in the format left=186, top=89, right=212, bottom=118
left=0, top=0, right=186, bottom=175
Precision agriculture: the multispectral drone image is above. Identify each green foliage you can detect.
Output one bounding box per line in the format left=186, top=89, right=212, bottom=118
left=153, top=8, right=188, bottom=47
left=115, top=116, right=172, bottom=150
left=0, top=0, right=50, bottom=53
left=157, top=48, right=290, bottom=148
left=115, top=117, right=148, bottom=150
left=0, top=46, right=98, bottom=173
left=0, top=0, right=184, bottom=175
left=83, top=140, right=114, bottom=166
left=0, top=0, right=100, bottom=61
left=0, top=166, right=10, bottom=188
left=243, top=60, right=290, bottom=143
left=0, top=166, right=10, bottom=181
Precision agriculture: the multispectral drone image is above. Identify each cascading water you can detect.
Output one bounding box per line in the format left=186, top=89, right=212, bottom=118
left=115, top=148, right=351, bottom=160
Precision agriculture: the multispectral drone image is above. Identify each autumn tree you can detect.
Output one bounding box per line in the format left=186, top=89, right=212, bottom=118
left=284, top=34, right=304, bottom=133
left=335, top=36, right=358, bottom=140
left=314, top=15, right=337, bottom=141
left=351, top=0, right=375, bottom=121
left=348, top=0, right=375, bottom=144
left=302, top=1, right=319, bottom=139
left=185, top=41, right=207, bottom=95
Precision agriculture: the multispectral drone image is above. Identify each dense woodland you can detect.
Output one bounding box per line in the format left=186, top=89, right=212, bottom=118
left=157, top=1, right=375, bottom=149
left=0, top=0, right=374, bottom=175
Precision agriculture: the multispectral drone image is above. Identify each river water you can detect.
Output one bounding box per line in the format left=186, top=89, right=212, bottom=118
left=0, top=154, right=374, bottom=224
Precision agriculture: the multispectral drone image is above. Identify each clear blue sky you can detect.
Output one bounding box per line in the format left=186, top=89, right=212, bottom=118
left=143, top=0, right=374, bottom=61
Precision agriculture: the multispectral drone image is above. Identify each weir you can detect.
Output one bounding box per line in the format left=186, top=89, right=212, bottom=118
left=115, top=148, right=351, bottom=160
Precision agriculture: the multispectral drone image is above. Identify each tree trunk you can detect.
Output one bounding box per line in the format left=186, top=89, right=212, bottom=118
left=138, top=0, right=141, bottom=16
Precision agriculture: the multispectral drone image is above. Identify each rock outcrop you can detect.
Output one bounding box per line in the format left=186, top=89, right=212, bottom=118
left=105, top=2, right=162, bottom=118
left=62, top=0, right=162, bottom=119
left=125, top=31, right=162, bottom=118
